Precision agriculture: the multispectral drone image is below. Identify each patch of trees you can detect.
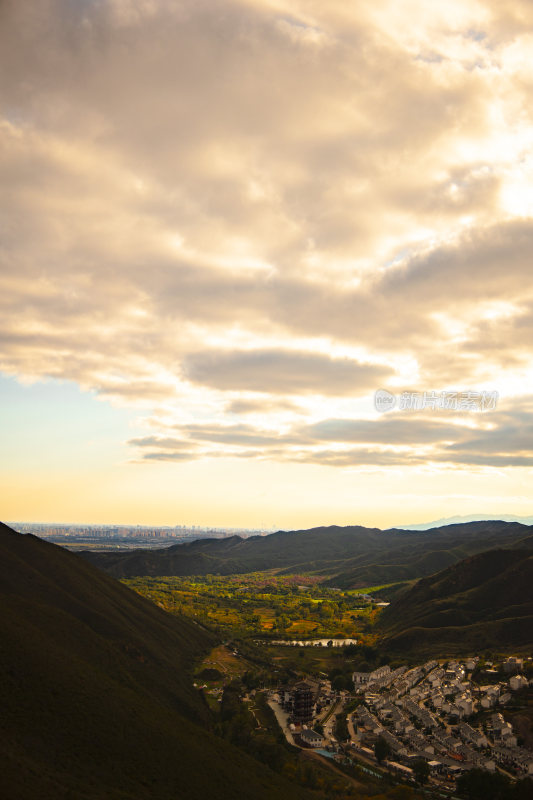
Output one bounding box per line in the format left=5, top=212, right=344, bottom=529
left=374, top=735, right=391, bottom=764
left=198, top=667, right=223, bottom=681
left=329, top=667, right=354, bottom=692
left=334, top=712, right=349, bottom=742
left=457, top=769, right=533, bottom=800
left=411, top=759, right=429, bottom=786
left=218, top=683, right=289, bottom=770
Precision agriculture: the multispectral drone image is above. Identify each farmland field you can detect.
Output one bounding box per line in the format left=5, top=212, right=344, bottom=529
left=122, top=572, right=384, bottom=643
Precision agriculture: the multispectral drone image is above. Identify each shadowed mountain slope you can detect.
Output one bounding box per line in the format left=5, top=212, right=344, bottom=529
left=80, top=521, right=533, bottom=587
left=0, top=522, right=311, bottom=800
left=377, top=546, right=533, bottom=657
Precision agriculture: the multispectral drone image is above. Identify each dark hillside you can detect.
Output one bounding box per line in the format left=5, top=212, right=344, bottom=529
left=0, top=522, right=311, bottom=800
left=81, top=520, right=533, bottom=586
left=377, top=546, right=533, bottom=657
left=327, top=521, right=533, bottom=588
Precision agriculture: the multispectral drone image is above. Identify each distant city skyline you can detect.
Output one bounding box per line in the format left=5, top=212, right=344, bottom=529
left=8, top=513, right=533, bottom=534
left=2, top=1, right=533, bottom=527
left=10, top=521, right=271, bottom=534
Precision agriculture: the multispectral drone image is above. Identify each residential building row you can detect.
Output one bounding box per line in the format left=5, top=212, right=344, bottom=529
left=352, top=656, right=532, bottom=780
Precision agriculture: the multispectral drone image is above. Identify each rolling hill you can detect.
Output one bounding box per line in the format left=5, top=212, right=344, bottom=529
left=0, top=522, right=312, bottom=800
left=80, top=520, right=533, bottom=588
left=377, top=546, right=533, bottom=657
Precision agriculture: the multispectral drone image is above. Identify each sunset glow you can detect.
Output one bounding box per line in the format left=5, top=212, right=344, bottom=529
left=2, top=0, right=533, bottom=528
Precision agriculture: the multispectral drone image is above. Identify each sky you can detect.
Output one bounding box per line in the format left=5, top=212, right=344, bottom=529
left=2, top=0, right=533, bottom=529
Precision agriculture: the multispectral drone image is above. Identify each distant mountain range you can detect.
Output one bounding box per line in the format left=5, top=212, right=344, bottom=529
left=378, top=545, right=533, bottom=657
left=397, top=513, right=533, bottom=531
left=0, top=522, right=310, bottom=800
left=81, top=520, right=533, bottom=590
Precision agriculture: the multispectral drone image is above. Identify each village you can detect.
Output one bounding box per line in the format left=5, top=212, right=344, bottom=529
left=267, top=655, right=533, bottom=789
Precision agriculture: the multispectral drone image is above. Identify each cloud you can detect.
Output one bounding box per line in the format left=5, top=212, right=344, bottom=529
left=130, top=423, right=305, bottom=450
left=288, top=448, right=427, bottom=468
left=1, top=0, right=533, bottom=482
left=141, top=451, right=199, bottom=462
left=225, top=397, right=301, bottom=414
left=182, top=349, right=394, bottom=395
left=129, top=436, right=196, bottom=451
left=128, top=396, right=533, bottom=471
left=299, top=416, right=472, bottom=445
left=379, top=219, right=533, bottom=308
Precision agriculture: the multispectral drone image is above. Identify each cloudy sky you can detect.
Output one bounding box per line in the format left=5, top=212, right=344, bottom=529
left=2, top=0, right=533, bottom=528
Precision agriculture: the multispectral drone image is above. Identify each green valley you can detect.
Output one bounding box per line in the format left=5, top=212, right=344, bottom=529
left=4, top=518, right=533, bottom=800
left=122, top=571, right=384, bottom=642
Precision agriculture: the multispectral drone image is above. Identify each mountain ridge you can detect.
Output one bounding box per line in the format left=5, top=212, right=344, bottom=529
left=78, top=520, right=533, bottom=588
left=397, top=513, right=533, bottom=530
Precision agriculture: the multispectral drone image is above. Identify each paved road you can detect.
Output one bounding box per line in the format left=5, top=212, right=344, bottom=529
left=347, top=714, right=360, bottom=744
left=267, top=699, right=297, bottom=746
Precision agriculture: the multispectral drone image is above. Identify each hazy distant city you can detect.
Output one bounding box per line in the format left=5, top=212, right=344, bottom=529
left=10, top=521, right=271, bottom=549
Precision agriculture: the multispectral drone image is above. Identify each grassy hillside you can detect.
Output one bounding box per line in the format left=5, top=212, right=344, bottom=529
left=81, top=521, right=533, bottom=588
left=377, top=547, right=533, bottom=657
left=0, top=522, right=312, bottom=800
